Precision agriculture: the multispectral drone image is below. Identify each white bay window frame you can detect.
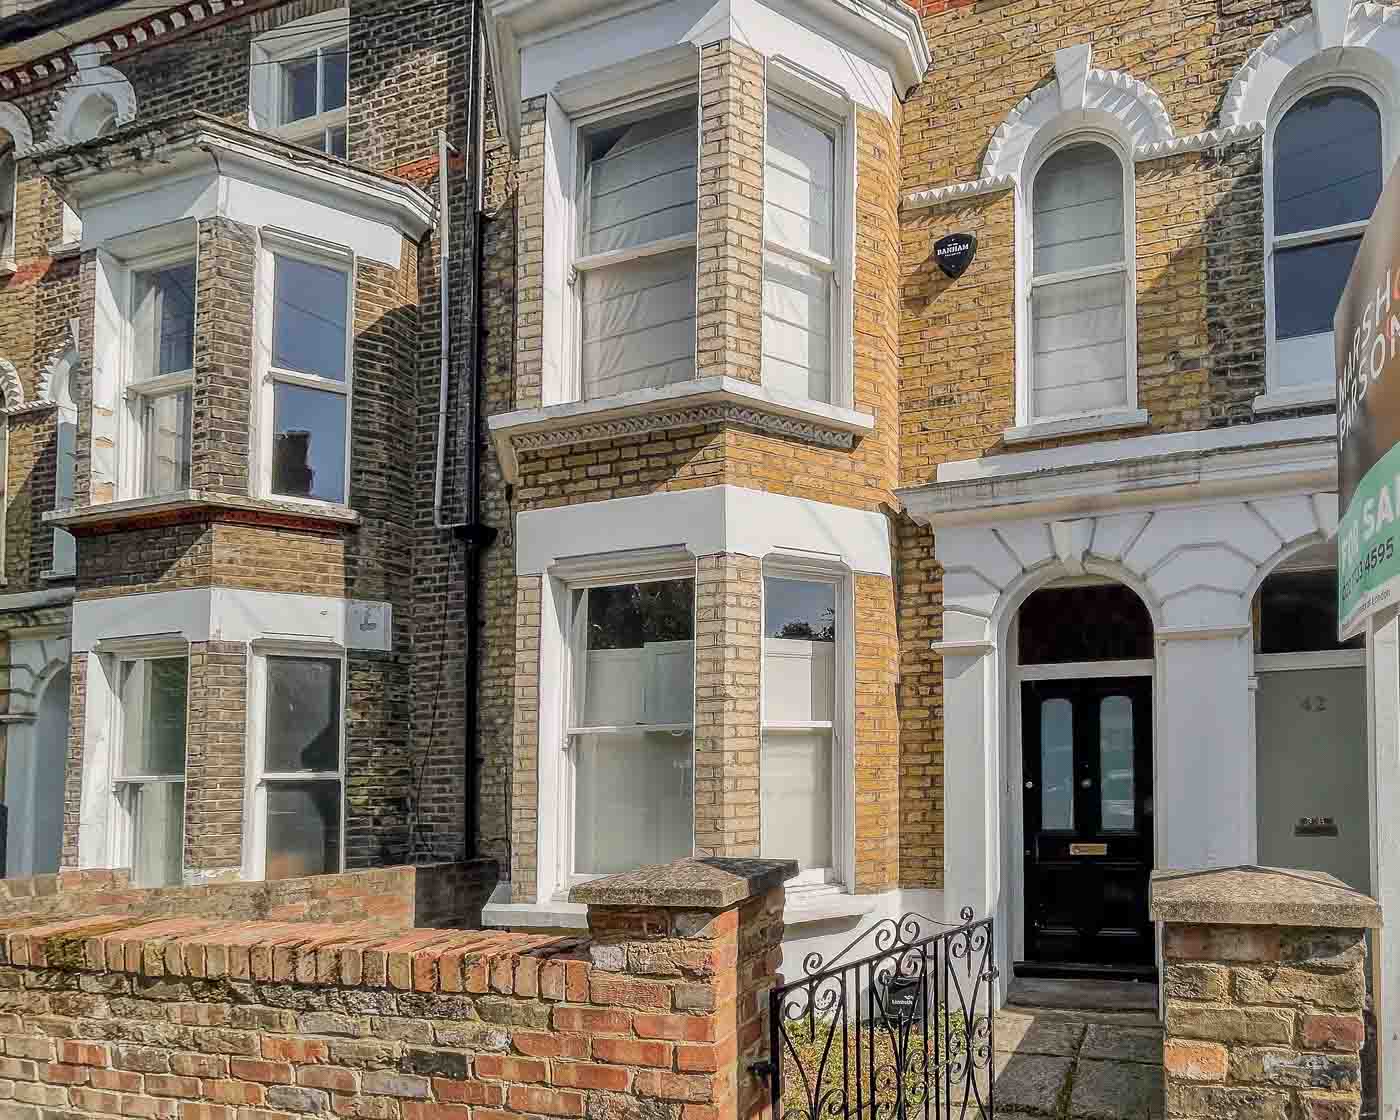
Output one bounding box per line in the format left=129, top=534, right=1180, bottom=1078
left=116, top=243, right=197, bottom=500
left=566, top=88, right=699, bottom=402
left=254, top=230, right=355, bottom=508
left=243, top=639, right=347, bottom=882
left=759, top=555, right=854, bottom=891
left=1260, top=74, right=1389, bottom=411
left=250, top=10, right=350, bottom=156
left=761, top=62, right=856, bottom=410
left=551, top=548, right=697, bottom=893
left=96, top=637, right=189, bottom=888
left=1017, top=131, right=1138, bottom=430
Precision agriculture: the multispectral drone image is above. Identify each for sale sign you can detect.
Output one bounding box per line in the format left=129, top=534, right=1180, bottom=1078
left=1337, top=165, right=1400, bottom=638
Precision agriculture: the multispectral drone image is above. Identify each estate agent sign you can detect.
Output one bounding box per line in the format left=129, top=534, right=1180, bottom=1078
left=1338, top=165, right=1400, bottom=638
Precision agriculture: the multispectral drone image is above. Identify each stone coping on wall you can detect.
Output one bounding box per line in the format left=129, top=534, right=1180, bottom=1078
left=1151, top=866, right=1381, bottom=929
left=570, top=856, right=799, bottom=909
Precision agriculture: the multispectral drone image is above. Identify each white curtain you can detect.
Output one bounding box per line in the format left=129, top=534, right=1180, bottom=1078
left=763, top=105, right=835, bottom=402
left=761, top=636, right=835, bottom=870
left=580, top=107, right=697, bottom=398
left=1031, top=143, right=1128, bottom=418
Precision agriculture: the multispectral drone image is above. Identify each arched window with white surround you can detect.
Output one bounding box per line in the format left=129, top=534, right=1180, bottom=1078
left=1268, top=86, right=1384, bottom=397
left=1028, top=140, right=1133, bottom=423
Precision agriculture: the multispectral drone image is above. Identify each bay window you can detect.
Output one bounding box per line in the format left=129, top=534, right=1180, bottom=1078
left=575, top=103, right=697, bottom=400
left=254, top=652, right=344, bottom=880
left=113, top=655, right=188, bottom=887
left=262, top=246, right=352, bottom=505
left=761, top=571, right=843, bottom=884
left=1028, top=141, right=1132, bottom=422
left=1268, top=87, right=1383, bottom=392
left=763, top=96, right=840, bottom=404
left=566, top=573, right=694, bottom=878
left=127, top=257, right=195, bottom=496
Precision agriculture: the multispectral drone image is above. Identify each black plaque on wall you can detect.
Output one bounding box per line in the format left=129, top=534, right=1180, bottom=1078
left=934, top=233, right=977, bottom=279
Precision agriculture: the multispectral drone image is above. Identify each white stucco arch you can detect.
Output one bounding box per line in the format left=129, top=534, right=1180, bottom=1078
left=45, top=45, right=136, bottom=146
left=0, top=103, right=34, bottom=155
left=1221, top=0, right=1400, bottom=130
left=980, top=43, right=1176, bottom=183
left=0, top=357, right=25, bottom=412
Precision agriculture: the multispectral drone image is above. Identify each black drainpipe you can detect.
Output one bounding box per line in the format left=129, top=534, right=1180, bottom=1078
left=458, top=0, right=496, bottom=863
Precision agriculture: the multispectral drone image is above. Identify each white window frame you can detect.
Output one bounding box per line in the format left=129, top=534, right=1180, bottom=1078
left=243, top=638, right=348, bottom=882
left=249, top=9, right=350, bottom=155
left=1261, top=75, right=1390, bottom=410
left=759, top=555, right=854, bottom=891
left=1017, top=129, right=1138, bottom=428
left=117, top=245, right=197, bottom=501
left=254, top=229, right=355, bottom=508
left=48, top=346, right=78, bottom=578
left=762, top=61, right=856, bottom=410
left=101, top=637, right=190, bottom=887
left=560, top=81, right=699, bottom=404
left=552, top=548, right=697, bottom=893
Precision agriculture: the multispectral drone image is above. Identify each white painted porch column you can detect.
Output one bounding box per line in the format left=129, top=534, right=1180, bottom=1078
left=1367, top=611, right=1400, bottom=1114
left=1157, top=630, right=1256, bottom=870
left=940, top=642, right=1008, bottom=990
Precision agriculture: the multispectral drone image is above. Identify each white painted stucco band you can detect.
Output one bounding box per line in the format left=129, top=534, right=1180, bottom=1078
left=515, top=485, right=893, bottom=577
left=72, top=588, right=393, bottom=653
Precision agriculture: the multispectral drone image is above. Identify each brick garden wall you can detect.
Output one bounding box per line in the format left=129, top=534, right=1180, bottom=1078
left=0, top=859, right=784, bottom=1120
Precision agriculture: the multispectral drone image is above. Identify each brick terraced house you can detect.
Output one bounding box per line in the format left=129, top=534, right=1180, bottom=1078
left=2, top=0, right=1400, bottom=1079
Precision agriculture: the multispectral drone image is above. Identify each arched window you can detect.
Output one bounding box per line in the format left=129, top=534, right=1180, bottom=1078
left=1269, top=87, right=1383, bottom=391
left=0, top=139, right=14, bottom=264
left=1029, top=141, right=1131, bottom=422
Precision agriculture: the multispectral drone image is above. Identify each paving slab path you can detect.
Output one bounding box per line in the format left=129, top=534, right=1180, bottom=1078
left=990, top=1004, right=1163, bottom=1120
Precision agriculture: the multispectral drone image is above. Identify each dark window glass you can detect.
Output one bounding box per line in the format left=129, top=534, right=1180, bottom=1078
left=1274, top=236, right=1363, bottom=340
left=272, top=383, right=347, bottom=503
left=1274, top=89, right=1382, bottom=236
left=266, top=780, right=341, bottom=879
left=322, top=45, right=348, bottom=112
left=281, top=55, right=319, bottom=124
left=585, top=579, right=694, bottom=650
left=272, top=255, right=347, bottom=381
left=265, top=656, right=341, bottom=772
left=764, top=577, right=835, bottom=642
left=1258, top=569, right=1363, bottom=653
left=1018, top=585, right=1154, bottom=664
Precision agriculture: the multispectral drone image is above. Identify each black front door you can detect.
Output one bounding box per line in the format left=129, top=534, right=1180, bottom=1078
left=1021, top=677, right=1153, bottom=972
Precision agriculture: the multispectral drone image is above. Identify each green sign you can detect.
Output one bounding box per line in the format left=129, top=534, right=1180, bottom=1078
left=1337, top=165, right=1400, bottom=638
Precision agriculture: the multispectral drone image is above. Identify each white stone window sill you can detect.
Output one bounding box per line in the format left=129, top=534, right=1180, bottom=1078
left=1252, top=384, right=1334, bottom=414
left=47, top=241, right=80, bottom=261
left=44, top=490, right=362, bottom=530
left=39, top=567, right=75, bottom=583
left=1003, top=408, right=1151, bottom=445
left=0, top=257, right=15, bottom=276
left=488, top=376, right=876, bottom=482
left=481, top=880, right=873, bottom=930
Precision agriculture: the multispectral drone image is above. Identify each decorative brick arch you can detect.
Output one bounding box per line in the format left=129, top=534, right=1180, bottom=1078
left=980, top=43, right=1176, bottom=183
left=0, top=102, right=33, bottom=154
left=1221, top=0, right=1400, bottom=129
left=0, top=357, right=24, bottom=413
left=45, top=44, right=136, bottom=146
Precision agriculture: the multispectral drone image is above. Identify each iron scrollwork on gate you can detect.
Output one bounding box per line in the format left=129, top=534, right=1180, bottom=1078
left=759, top=909, right=996, bottom=1120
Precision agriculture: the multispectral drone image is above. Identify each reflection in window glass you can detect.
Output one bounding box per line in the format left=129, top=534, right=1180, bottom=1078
left=133, top=262, right=196, bottom=379
left=1274, top=89, right=1382, bottom=236
left=120, top=658, right=188, bottom=776
left=265, top=657, right=341, bottom=773
left=142, top=388, right=192, bottom=495
left=1100, top=695, right=1135, bottom=830
left=1040, top=698, right=1074, bottom=830
left=1275, top=238, right=1364, bottom=340
left=272, top=382, right=347, bottom=503
left=266, top=780, right=341, bottom=879
left=765, top=577, right=835, bottom=641
left=272, top=256, right=347, bottom=381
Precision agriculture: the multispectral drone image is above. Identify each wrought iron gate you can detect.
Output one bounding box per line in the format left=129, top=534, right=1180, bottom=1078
left=760, top=910, right=996, bottom=1120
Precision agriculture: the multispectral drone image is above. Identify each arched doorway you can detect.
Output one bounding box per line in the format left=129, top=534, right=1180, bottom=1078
left=1013, top=581, right=1155, bottom=978
left=1252, top=546, right=1369, bottom=891
left=5, top=668, right=69, bottom=876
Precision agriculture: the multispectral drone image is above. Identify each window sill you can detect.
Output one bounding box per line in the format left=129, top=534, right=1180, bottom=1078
left=1002, top=408, right=1151, bottom=445
left=44, top=490, right=361, bottom=534
left=1253, top=385, right=1335, bottom=414
left=0, top=257, right=15, bottom=276
left=488, top=376, right=876, bottom=481
left=39, top=567, right=75, bottom=583
left=47, top=241, right=80, bottom=261
left=481, top=884, right=589, bottom=930
left=784, top=884, right=873, bottom=926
